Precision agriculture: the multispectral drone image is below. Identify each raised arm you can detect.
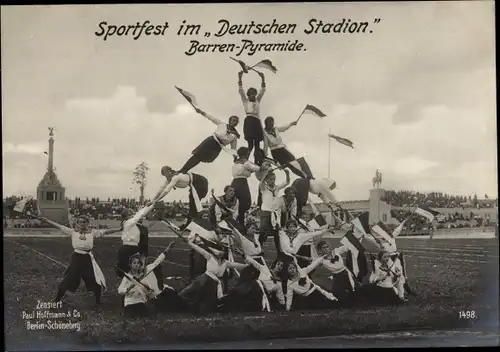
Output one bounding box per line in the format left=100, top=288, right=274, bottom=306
left=195, top=107, right=221, bottom=125
left=276, top=170, right=291, bottom=192
left=187, top=238, right=212, bottom=260
left=276, top=121, right=297, bottom=133
left=294, top=227, right=332, bottom=249
left=39, top=217, right=73, bottom=236
left=245, top=255, right=264, bottom=271
left=227, top=261, right=247, bottom=270
left=302, top=256, right=326, bottom=276
left=256, top=72, right=266, bottom=102
left=237, top=71, right=247, bottom=102
left=146, top=253, right=166, bottom=272
left=308, top=197, right=320, bottom=215
left=123, top=203, right=156, bottom=231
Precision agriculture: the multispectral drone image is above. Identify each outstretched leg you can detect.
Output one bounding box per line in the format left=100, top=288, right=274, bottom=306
left=179, top=155, right=202, bottom=174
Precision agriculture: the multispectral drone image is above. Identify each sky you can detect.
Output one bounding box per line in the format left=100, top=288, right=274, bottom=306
left=1, top=2, right=497, bottom=203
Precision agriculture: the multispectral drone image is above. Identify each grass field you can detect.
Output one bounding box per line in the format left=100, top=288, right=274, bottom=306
left=3, top=234, right=499, bottom=350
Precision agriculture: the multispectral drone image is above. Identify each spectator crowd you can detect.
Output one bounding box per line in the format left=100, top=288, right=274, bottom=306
left=381, top=190, right=497, bottom=209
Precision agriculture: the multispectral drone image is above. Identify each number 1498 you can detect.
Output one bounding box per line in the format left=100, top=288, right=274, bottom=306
left=459, top=310, right=476, bottom=319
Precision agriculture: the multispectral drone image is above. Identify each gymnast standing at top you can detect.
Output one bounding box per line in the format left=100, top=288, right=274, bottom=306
left=238, top=69, right=266, bottom=165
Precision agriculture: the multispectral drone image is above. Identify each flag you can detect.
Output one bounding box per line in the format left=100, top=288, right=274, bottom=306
left=235, top=58, right=249, bottom=73
left=351, top=212, right=371, bottom=239
left=175, top=86, right=198, bottom=107
left=415, top=206, right=440, bottom=222
left=186, top=217, right=217, bottom=242
left=308, top=213, right=327, bottom=230
left=303, top=104, right=326, bottom=118
left=328, top=133, right=354, bottom=149
left=252, top=59, right=277, bottom=73
left=340, top=230, right=368, bottom=279
left=351, top=212, right=381, bottom=253
left=13, top=196, right=33, bottom=213
left=392, top=219, right=407, bottom=238
left=371, top=221, right=394, bottom=245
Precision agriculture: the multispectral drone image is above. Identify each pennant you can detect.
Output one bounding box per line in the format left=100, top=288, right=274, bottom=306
left=415, top=206, right=440, bottom=222
left=351, top=212, right=371, bottom=239
left=186, top=217, right=218, bottom=243
left=340, top=230, right=367, bottom=278
left=308, top=213, right=327, bottom=230
left=371, top=221, right=394, bottom=245
left=13, top=196, right=33, bottom=213
left=252, top=59, right=278, bottom=73
left=175, top=86, right=198, bottom=107
left=328, top=133, right=354, bottom=149
left=303, top=104, right=326, bottom=118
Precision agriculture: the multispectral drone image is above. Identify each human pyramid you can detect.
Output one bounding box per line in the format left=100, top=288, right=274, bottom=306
left=36, top=58, right=413, bottom=319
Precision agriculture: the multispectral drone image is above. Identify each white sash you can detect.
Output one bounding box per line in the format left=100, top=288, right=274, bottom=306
left=205, top=272, right=224, bottom=299
left=89, top=252, right=106, bottom=291
left=187, top=172, right=203, bottom=213
left=256, top=280, right=271, bottom=312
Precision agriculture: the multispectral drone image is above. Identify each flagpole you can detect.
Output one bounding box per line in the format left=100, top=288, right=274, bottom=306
left=229, top=57, right=261, bottom=74
left=296, top=107, right=306, bottom=123
left=328, top=127, right=331, bottom=178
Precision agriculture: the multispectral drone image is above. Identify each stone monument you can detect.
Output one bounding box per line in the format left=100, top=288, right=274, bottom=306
left=36, top=128, right=69, bottom=224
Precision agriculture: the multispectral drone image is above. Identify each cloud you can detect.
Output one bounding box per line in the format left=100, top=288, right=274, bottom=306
left=3, top=143, right=46, bottom=155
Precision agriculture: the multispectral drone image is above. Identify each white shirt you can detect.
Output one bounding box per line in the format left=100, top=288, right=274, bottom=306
left=214, top=123, right=238, bottom=146
left=117, top=253, right=166, bottom=306
left=260, top=182, right=287, bottom=212
left=59, top=227, right=105, bottom=252
left=239, top=85, right=265, bottom=117
left=370, top=259, right=402, bottom=288
left=206, top=256, right=228, bottom=278
left=264, top=124, right=293, bottom=150
left=286, top=257, right=326, bottom=310
left=232, top=161, right=260, bottom=179
left=121, top=204, right=154, bottom=246
left=214, top=196, right=239, bottom=222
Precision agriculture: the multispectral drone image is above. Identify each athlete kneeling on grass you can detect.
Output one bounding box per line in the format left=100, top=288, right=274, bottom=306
left=285, top=256, right=338, bottom=311
left=118, top=244, right=184, bottom=318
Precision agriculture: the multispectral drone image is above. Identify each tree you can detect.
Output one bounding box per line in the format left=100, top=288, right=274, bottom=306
left=133, top=162, right=149, bottom=206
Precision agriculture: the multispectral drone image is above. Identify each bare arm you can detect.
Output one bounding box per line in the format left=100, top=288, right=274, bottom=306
left=194, top=107, right=221, bottom=125
left=123, top=203, right=156, bottom=231
left=187, top=239, right=212, bottom=260
left=303, top=256, right=326, bottom=276
left=146, top=253, right=166, bottom=272
left=245, top=256, right=263, bottom=271
left=294, top=227, right=331, bottom=249
left=39, top=217, right=73, bottom=236
left=227, top=261, right=247, bottom=270
left=237, top=71, right=247, bottom=102
left=155, top=175, right=183, bottom=202
left=276, top=170, right=290, bottom=192
left=276, top=121, right=297, bottom=133
left=152, top=179, right=170, bottom=202
left=256, top=72, right=266, bottom=102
